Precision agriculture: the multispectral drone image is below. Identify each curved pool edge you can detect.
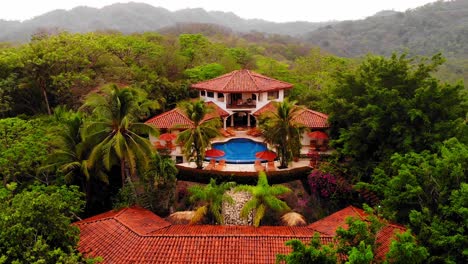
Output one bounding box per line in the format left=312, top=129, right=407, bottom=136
left=206, top=137, right=271, bottom=164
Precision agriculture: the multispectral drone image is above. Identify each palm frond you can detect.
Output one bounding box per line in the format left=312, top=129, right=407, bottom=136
left=253, top=204, right=266, bottom=227
left=240, top=198, right=258, bottom=219
left=190, top=205, right=208, bottom=224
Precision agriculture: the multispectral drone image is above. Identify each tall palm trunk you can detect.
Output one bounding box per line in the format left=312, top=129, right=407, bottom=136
left=120, top=157, right=126, bottom=187
left=195, top=145, right=203, bottom=169
left=280, top=147, right=288, bottom=168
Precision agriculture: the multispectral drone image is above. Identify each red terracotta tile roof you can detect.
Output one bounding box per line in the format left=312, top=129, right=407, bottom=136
left=75, top=207, right=333, bottom=264
left=252, top=101, right=277, bottom=117
left=145, top=108, right=194, bottom=129
left=191, top=69, right=293, bottom=93
left=75, top=206, right=403, bottom=263
left=294, top=109, right=329, bottom=129
left=145, top=103, right=228, bottom=129
left=307, top=206, right=367, bottom=236
left=204, top=101, right=230, bottom=121
left=253, top=102, right=329, bottom=129
left=375, top=224, right=406, bottom=260
left=307, top=206, right=406, bottom=260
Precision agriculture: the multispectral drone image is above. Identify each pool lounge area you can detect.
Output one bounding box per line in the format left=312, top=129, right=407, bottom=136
left=163, top=129, right=329, bottom=173
left=206, top=138, right=270, bottom=164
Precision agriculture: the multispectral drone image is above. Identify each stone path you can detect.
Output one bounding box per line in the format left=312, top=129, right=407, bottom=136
left=222, top=190, right=253, bottom=225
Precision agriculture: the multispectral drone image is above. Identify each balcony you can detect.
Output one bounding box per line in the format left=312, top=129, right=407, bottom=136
left=226, top=101, right=256, bottom=109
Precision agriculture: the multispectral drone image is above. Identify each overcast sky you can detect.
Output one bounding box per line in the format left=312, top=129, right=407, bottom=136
left=1, top=0, right=440, bottom=22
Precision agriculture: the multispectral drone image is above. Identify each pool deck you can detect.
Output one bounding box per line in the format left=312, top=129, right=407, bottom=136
left=177, top=159, right=312, bottom=172
left=171, top=128, right=329, bottom=172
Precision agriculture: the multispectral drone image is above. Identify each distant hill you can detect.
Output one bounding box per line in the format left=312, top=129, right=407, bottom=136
left=0, top=1, right=466, bottom=84
left=0, top=2, right=330, bottom=42
left=303, top=0, right=468, bottom=58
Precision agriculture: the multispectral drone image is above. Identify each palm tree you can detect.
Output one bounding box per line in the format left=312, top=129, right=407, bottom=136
left=235, top=171, right=291, bottom=227
left=81, top=84, right=158, bottom=186
left=177, top=100, right=221, bottom=169
left=142, top=153, right=179, bottom=214
left=188, top=178, right=236, bottom=224
left=39, top=108, right=108, bottom=205
left=259, top=99, right=305, bottom=168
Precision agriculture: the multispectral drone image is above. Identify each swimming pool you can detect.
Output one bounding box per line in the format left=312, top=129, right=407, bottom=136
left=207, top=138, right=268, bottom=164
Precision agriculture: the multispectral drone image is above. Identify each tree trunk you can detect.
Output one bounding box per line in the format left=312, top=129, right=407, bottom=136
left=120, top=158, right=126, bottom=187
left=83, top=179, right=92, bottom=212
left=195, top=146, right=203, bottom=169
left=280, top=148, right=288, bottom=168
left=39, top=79, right=52, bottom=115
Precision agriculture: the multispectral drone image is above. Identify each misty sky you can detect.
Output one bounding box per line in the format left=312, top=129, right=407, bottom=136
left=1, top=0, right=440, bottom=22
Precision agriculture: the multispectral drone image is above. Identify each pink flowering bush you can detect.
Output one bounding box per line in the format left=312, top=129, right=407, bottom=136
left=308, top=170, right=338, bottom=198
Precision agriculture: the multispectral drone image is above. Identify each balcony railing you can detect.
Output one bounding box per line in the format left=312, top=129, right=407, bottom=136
left=226, top=102, right=256, bottom=109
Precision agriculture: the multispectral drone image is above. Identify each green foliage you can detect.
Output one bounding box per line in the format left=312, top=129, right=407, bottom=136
left=259, top=99, right=305, bottom=168
left=326, top=53, right=467, bottom=180
left=17, top=33, right=96, bottom=114
left=177, top=100, right=221, bottom=169
left=235, top=171, right=291, bottom=227
left=0, top=74, right=15, bottom=117
left=0, top=117, right=54, bottom=185
left=363, top=138, right=467, bottom=221
left=0, top=184, right=99, bottom=263
left=289, top=49, right=353, bottom=111
left=112, top=177, right=140, bottom=210
left=360, top=139, right=467, bottom=263
left=184, top=63, right=226, bottom=82
left=276, top=233, right=337, bottom=264
left=140, top=153, right=178, bottom=215
left=40, top=108, right=108, bottom=189
left=227, top=47, right=254, bottom=68
left=408, top=184, right=467, bottom=263
left=188, top=178, right=236, bottom=224
left=346, top=241, right=373, bottom=264
left=255, top=55, right=292, bottom=81
left=384, top=230, right=429, bottom=264
left=335, top=206, right=384, bottom=257
left=178, top=34, right=224, bottom=68
left=82, top=84, right=158, bottom=185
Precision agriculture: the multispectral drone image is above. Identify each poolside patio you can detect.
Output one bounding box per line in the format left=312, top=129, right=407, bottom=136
left=178, top=158, right=312, bottom=172
left=174, top=128, right=317, bottom=172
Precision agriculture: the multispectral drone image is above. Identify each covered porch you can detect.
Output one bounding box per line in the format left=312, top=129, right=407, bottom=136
left=222, top=111, right=257, bottom=128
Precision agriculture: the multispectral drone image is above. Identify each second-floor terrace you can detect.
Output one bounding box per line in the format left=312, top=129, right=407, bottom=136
left=191, top=69, right=292, bottom=112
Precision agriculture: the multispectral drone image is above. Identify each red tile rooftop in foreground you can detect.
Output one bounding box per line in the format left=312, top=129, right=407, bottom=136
left=74, top=206, right=405, bottom=263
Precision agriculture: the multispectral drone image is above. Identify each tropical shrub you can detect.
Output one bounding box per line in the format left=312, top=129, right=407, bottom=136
left=188, top=178, right=236, bottom=224
left=0, top=183, right=100, bottom=263
left=235, top=171, right=292, bottom=227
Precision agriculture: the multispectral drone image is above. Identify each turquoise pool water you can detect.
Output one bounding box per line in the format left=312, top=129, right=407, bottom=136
left=208, top=138, right=268, bottom=164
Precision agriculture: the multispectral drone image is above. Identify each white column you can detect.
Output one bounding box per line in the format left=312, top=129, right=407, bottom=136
left=223, top=117, right=227, bottom=129
left=279, top=90, right=284, bottom=101
left=247, top=114, right=251, bottom=127
left=230, top=114, right=234, bottom=127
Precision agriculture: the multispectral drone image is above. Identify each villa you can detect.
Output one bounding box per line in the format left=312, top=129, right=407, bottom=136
left=145, top=69, right=329, bottom=165
left=71, top=72, right=406, bottom=263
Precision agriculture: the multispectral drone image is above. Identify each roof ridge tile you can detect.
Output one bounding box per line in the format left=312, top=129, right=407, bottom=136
left=245, top=69, right=261, bottom=92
